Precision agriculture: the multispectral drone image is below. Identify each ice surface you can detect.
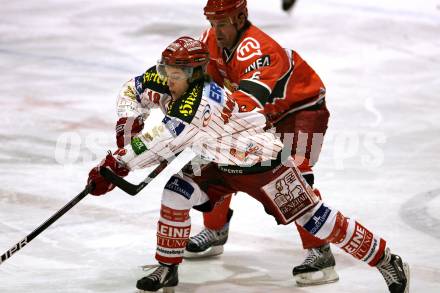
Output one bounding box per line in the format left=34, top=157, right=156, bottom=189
left=1, top=0, right=439, bottom=292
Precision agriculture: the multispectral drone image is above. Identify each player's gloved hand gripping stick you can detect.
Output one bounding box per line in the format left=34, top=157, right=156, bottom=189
left=99, top=159, right=169, bottom=196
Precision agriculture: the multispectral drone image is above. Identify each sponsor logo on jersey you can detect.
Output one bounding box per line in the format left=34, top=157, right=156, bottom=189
left=131, top=137, right=148, bottom=155
left=243, top=55, right=271, bottom=74
left=202, top=104, right=212, bottom=127
left=237, top=37, right=263, bottom=61
left=303, top=204, right=332, bottom=235
left=134, top=75, right=144, bottom=98
left=246, top=143, right=261, bottom=156
left=140, top=125, right=166, bottom=144
left=208, top=82, right=223, bottom=104
left=123, top=85, right=137, bottom=100
left=142, top=132, right=154, bottom=143
left=218, top=166, right=244, bottom=174
left=229, top=148, right=247, bottom=161
left=162, top=116, right=185, bottom=137
left=165, top=176, right=194, bottom=199
left=178, top=85, right=200, bottom=117
left=229, top=143, right=261, bottom=161
left=167, top=81, right=203, bottom=123
left=143, top=69, right=167, bottom=86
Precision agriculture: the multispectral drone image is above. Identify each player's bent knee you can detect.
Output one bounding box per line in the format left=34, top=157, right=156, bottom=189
left=296, top=202, right=346, bottom=241
left=162, top=174, right=209, bottom=210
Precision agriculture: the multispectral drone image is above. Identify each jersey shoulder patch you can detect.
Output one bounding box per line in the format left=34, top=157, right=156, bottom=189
left=166, top=80, right=204, bottom=124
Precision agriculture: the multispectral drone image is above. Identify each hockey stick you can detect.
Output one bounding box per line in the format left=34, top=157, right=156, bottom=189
left=0, top=184, right=94, bottom=266
left=99, top=160, right=168, bottom=196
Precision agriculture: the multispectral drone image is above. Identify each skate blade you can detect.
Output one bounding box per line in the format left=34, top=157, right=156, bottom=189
left=137, top=286, right=176, bottom=293
left=183, top=245, right=224, bottom=259
left=295, top=267, right=339, bottom=287
left=403, top=262, right=410, bottom=293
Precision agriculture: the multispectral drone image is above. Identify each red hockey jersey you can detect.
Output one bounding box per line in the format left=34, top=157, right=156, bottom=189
left=201, top=23, right=326, bottom=123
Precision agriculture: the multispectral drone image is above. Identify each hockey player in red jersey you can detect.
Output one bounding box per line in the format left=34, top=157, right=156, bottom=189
left=88, top=36, right=409, bottom=293
left=184, top=0, right=335, bottom=286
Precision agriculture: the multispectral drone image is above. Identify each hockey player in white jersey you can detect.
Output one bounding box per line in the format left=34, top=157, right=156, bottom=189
left=87, top=37, right=410, bottom=293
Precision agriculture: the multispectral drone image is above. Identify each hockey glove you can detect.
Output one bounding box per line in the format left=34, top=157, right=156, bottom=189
left=116, top=115, right=144, bottom=148
left=87, top=151, right=130, bottom=196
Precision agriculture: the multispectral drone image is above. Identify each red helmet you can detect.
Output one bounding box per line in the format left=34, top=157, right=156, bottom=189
left=161, top=36, right=209, bottom=68
left=204, top=0, right=248, bottom=21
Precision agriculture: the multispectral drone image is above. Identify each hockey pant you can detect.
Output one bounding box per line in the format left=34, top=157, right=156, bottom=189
left=203, top=105, right=331, bottom=249
left=202, top=167, right=327, bottom=249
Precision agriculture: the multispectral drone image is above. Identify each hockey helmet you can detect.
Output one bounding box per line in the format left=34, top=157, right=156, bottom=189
left=157, top=36, right=209, bottom=81
left=204, top=0, right=248, bottom=22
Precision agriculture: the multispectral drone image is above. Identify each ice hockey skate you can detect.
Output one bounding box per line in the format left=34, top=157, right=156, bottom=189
left=292, top=244, right=339, bottom=286
left=183, top=223, right=229, bottom=259
left=136, top=263, right=178, bottom=293
left=376, top=248, right=410, bottom=293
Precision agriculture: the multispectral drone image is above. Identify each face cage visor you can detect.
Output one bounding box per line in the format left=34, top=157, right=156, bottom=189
left=156, top=60, right=194, bottom=82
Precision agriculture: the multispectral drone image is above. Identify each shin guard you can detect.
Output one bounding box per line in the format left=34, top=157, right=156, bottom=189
left=156, top=205, right=191, bottom=264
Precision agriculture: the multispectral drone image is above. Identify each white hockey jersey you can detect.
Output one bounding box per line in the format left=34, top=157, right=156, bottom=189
left=115, top=67, right=284, bottom=170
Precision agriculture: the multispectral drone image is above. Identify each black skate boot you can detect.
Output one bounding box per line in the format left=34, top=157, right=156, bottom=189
left=292, top=244, right=339, bottom=286
left=376, top=248, right=410, bottom=293
left=183, top=223, right=229, bottom=258
left=136, top=263, right=178, bottom=293
left=282, top=0, right=297, bottom=12
left=184, top=209, right=232, bottom=259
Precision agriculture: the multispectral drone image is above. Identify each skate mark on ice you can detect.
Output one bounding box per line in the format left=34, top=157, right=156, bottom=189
left=400, top=188, right=440, bottom=239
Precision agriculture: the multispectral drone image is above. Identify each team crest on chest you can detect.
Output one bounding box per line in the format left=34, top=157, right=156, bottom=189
left=237, top=37, right=263, bottom=61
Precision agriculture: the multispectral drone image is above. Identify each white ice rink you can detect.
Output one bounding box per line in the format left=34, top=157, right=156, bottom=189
left=1, top=0, right=440, bottom=292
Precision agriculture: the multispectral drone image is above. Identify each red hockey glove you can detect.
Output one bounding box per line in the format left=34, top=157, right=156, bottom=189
left=116, top=116, right=144, bottom=148
left=87, top=151, right=130, bottom=196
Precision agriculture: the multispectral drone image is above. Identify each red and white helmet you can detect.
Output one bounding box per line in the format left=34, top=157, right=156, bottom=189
left=157, top=36, right=209, bottom=81
left=204, top=0, right=248, bottom=22
left=161, top=36, right=209, bottom=68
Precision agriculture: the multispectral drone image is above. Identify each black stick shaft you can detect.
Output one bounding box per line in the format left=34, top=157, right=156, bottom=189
left=100, top=161, right=168, bottom=195
left=0, top=184, right=93, bottom=265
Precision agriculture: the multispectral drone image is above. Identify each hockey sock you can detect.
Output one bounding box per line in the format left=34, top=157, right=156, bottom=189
left=298, top=203, right=386, bottom=266
left=155, top=205, right=191, bottom=264
left=203, top=195, right=233, bottom=230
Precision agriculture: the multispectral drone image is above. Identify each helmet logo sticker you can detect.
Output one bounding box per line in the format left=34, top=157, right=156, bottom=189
left=237, top=37, right=262, bottom=61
